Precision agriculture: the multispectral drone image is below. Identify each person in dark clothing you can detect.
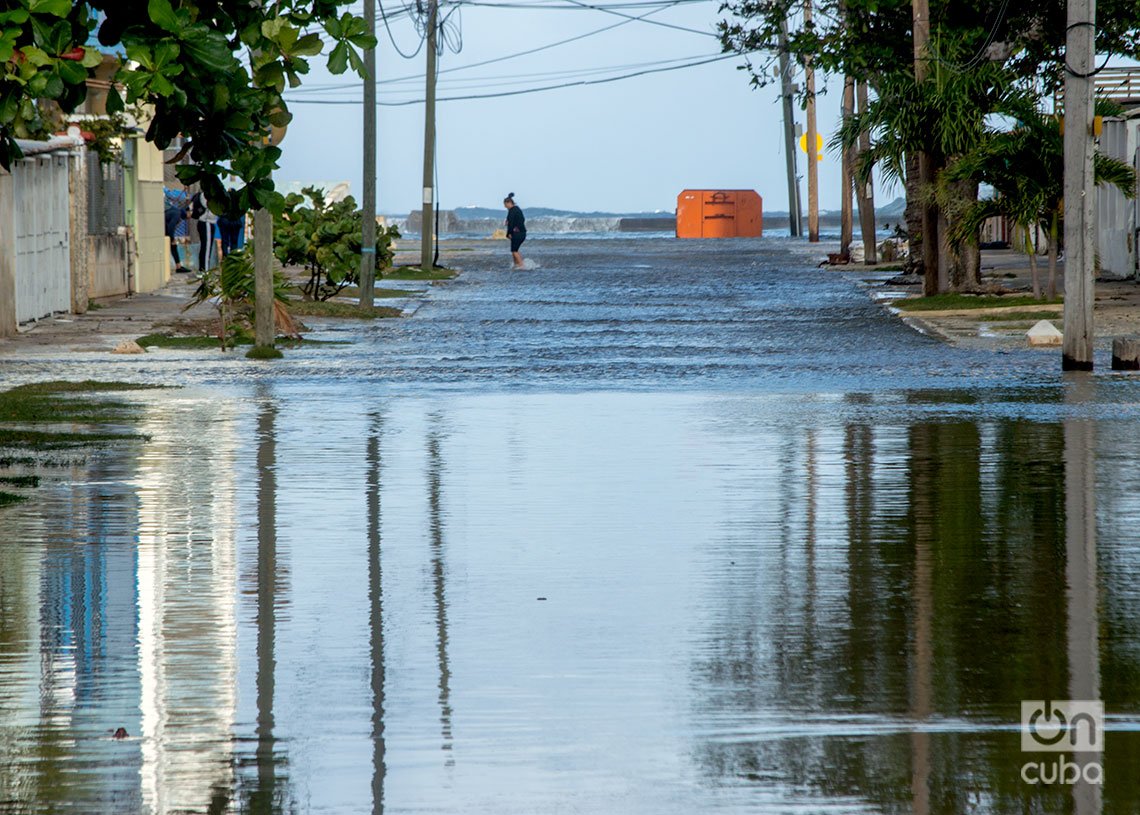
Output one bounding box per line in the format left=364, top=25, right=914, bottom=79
left=504, top=193, right=526, bottom=268
left=217, top=214, right=244, bottom=258
left=164, top=201, right=191, bottom=274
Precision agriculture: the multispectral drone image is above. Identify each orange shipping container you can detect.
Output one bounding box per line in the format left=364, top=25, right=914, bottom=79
left=675, top=189, right=763, bottom=239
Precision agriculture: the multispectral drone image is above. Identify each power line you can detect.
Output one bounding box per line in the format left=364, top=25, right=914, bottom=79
left=456, top=0, right=716, bottom=35
left=286, top=0, right=694, bottom=93
left=286, top=51, right=748, bottom=105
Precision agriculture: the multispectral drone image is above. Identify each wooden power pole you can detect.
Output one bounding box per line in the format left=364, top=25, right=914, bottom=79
left=1062, top=0, right=1097, bottom=370
left=840, top=75, right=855, bottom=256
left=777, top=19, right=802, bottom=238
left=359, top=0, right=377, bottom=308
left=420, top=0, right=438, bottom=272
left=804, top=0, right=819, bottom=242
left=912, top=0, right=939, bottom=295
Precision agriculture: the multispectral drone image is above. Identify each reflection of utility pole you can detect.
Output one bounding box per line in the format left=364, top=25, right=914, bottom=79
left=367, top=415, right=387, bottom=815
left=359, top=0, right=377, bottom=308
left=427, top=421, right=454, bottom=760
left=420, top=0, right=439, bottom=272
left=1064, top=377, right=1101, bottom=814
left=1062, top=0, right=1097, bottom=370
left=804, top=0, right=819, bottom=243
left=252, top=207, right=278, bottom=357
left=252, top=398, right=278, bottom=815
left=777, top=19, right=802, bottom=238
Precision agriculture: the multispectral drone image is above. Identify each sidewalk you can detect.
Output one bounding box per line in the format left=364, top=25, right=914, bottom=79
left=0, top=275, right=214, bottom=354
left=869, top=249, right=1140, bottom=351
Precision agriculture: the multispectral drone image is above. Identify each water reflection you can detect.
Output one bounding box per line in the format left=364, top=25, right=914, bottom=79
left=135, top=396, right=241, bottom=814
left=368, top=413, right=386, bottom=815
left=3, top=387, right=1140, bottom=813
left=426, top=416, right=454, bottom=763
left=243, top=395, right=286, bottom=814
left=690, top=388, right=1140, bottom=813
left=1065, top=376, right=1100, bottom=815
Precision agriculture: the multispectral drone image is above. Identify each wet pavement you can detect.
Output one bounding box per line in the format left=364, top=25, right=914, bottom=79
left=1, top=237, right=1139, bottom=813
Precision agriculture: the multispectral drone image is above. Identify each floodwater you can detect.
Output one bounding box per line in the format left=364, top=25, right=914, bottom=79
left=2, top=237, right=1140, bottom=814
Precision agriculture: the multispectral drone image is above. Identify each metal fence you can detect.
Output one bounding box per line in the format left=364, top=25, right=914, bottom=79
left=86, top=152, right=126, bottom=234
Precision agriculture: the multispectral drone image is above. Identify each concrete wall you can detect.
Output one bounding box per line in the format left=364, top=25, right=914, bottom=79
left=89, top=234, right=131, bottom=300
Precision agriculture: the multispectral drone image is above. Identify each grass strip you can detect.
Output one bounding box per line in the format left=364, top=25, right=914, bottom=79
left=330, top=286, right=413, bottom=299
left=893, top=293, right=1063, bottom=312
left=284, top=300, right=402, bottom=320
left=978, top=311, right=1065, bottom=323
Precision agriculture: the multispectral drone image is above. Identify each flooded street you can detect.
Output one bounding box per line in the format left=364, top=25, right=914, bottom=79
left=2, top=237, right=1140, bottom=813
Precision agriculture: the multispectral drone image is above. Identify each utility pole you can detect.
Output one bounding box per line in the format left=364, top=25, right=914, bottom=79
left=420, top=0, right=438, bottom=272
left=855, top=80, right=878, bottom=264
left=804, top=0, right=819, bottom=242
left=1062, top=0, right=1097, bottom=370
left=777, top=19, right=802, bottom=238
left=840, top=75, right=855, bottom=256
left=912, top=0, right=939, bottom=294
left=359, top=0, right=377, bottom=308
left=251, top=206, right=279, bottom=358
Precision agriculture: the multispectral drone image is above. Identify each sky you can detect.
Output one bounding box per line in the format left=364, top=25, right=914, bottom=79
left=276, top=0, right=870, bottom=216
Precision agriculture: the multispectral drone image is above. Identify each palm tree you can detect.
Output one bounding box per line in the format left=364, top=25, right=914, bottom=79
left=837, top=54, right=1015, bottom=293
left=949, top=94, right=1137, bottom=299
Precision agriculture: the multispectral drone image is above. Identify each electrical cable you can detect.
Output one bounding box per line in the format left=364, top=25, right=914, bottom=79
left=459, top=0, right=715, bottom=36
left=287, top=1, right=683, bottom=93
left=286, top=50, right=750, bottom=105
left=380, top=0, right=427, bottom=58
left=1062, top=22, right=1113, bottom=78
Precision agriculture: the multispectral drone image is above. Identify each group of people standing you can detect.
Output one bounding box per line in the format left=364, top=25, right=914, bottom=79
left=163, top=190, right=246, bottom=274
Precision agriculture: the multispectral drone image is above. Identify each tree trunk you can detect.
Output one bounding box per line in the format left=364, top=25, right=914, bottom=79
left=942, top=177, right=981, bottom=291
left=840, top=75, right=855, bottom=257
left=1027, top=229, right=1041, bottom=300
left=1047, top=211, right=1059, bottom=299
left=855, top=80, right=878, bottom=264
left=904, top=153, right=924, bottom=278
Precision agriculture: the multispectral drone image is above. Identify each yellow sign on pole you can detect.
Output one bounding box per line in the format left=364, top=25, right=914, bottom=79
left=798, top=132, right=824, bottom=161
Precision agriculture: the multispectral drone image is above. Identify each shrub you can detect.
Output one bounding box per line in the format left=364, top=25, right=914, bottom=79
left=274, top=186, right=400, bottom=301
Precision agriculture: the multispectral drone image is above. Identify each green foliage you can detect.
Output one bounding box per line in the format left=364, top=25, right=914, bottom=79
left=274, top=186, right=400, bottom=301
left=948, top=94, right=1137, bottom=248
left=185, top=248, right=299, bottom=349
left=1, top=0, right=376, bottom=213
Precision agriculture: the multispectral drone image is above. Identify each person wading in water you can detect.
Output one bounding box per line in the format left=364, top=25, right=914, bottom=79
left=504, top=193, right=526, bottom=268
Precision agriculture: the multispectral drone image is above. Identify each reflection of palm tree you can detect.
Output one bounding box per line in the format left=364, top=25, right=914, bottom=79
left=368, top=414, right=387, bottom=815
left=427, top=418, right=454, bottom=761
